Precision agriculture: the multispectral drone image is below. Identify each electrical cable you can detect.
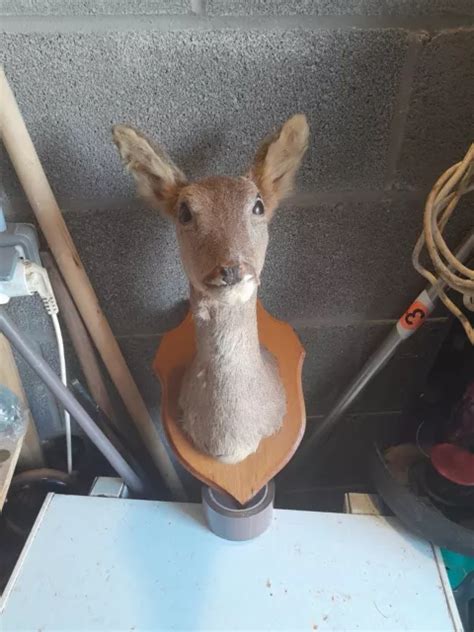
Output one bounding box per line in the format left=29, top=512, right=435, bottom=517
left=23, top=260, right=73, bottom=473
left=50, top=310, right=72, bottom=474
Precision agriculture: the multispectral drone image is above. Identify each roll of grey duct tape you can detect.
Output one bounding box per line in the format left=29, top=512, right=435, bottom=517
left=202, top=481, right=275, bottom=541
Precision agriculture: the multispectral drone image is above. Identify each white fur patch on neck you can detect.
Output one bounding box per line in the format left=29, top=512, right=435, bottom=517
left=222, top=276, right=257, bottom=305
left=195, top=299, right=211, bottom=321
left=194, top=277, right=257, bottom=318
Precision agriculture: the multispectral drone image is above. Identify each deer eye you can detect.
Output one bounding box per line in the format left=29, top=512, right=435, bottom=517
left=252, top=199, right=265, bottom=216
left=178, top=202, right=192, bottom=225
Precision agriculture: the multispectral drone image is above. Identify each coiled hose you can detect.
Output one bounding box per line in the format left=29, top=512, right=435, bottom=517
left=412, top=144, right=474, bottom=344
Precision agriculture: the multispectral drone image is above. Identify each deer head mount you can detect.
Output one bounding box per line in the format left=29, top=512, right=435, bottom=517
left=114, top=115, right=309, bottom=464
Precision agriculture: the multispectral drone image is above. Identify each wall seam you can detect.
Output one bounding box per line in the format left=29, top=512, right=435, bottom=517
left=114, top=317, right=449, bottom=339
left=3, top=188, right=430, bottom=218
left=2, top=14, right=474, bottom=34
left=305, top=410, right=403, bottom=421
left=384, top=31, right=426, bottom=191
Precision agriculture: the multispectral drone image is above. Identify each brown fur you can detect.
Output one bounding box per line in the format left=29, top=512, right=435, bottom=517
left=112, top=125, right=186, bottom=213
left=249, top=114, right=309, bottom=214
left=113, top=115, right=309, bottom=463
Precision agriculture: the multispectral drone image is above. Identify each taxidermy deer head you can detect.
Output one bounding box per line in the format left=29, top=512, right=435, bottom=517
left=113, top=114, right=309, bottom=464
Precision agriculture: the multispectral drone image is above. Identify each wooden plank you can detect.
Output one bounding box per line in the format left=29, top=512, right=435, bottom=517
left=0, top=334, right=44, bottom=510
left=344, top=492, right=387, bottom=516
left=0, top=334, right=44, bottom=470
left=0, top=334, right=26, bottom=510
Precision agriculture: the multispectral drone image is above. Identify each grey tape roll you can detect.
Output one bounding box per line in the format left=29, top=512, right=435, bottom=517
left=202, top=481, right=275, bottom=541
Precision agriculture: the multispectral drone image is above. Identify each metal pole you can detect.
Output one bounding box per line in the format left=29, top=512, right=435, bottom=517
left=299, top=232, right=474, bottom=460
left=0, top=309, right=147, bottom=496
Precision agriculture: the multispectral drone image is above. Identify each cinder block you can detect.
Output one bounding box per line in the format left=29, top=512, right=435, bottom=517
left=205, top=0, right=327, bottom=15
left=263, top=197, right=425, bottom=325
left=353, top=318, right=450, bottom=413
left=395, top=29, right=474, bottom=190
left=299, top=319, right=448, bottom=416
left=5, top=295, right=55, bottom=344
left=64, top=208, right=189, bottom=336
left=205, top=0, right=474, bottom=16
left=298, top=324, right=364, bottom=416
left=118, top=334, right=162, bottom=417
left=0, top=27, right=409, bottom=207
left=0, top=0, right=190, bottom=15
left=263, top=195, right=473, bottom=324
left=3, top=0, right=473, bottom=16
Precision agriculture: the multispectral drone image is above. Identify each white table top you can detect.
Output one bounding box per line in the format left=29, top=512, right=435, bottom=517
left=0, top=494, right=461, bottom=631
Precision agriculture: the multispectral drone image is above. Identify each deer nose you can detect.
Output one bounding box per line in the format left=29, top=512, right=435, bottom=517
left=220, top=265, right=242, bottom=286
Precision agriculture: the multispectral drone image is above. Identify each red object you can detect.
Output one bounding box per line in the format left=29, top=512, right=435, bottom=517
left=398, top=299, right=429, bottom=332
left=431, top=443, right=474, bottom=486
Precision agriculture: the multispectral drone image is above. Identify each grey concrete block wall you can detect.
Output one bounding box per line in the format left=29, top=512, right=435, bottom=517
left=1, top=28, right=409, bottom=210
left=205, top=1, right=474, bottom=16
left=395, top=29, right=474, bottom=190
left=0, top=1, right=192, bottom=15
left=1, top=1, right=473, bottom=489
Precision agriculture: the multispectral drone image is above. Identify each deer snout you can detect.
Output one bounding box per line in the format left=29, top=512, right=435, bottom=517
left=220, top=265, right=242, bottom=286
left=205, top=263, right=254, bottom=288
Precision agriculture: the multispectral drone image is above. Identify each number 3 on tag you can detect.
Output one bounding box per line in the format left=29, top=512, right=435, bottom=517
left=398, top=300, right=428, bottom=335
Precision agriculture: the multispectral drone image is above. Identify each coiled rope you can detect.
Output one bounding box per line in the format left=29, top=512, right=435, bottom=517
left=412, top=144, right=474, bottom=344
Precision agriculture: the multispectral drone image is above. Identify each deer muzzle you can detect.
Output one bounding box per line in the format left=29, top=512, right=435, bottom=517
left=204, top=262, right=256, bottom=288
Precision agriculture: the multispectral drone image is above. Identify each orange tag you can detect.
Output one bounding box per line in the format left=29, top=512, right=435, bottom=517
left=399, top=300, right=428, bottom=331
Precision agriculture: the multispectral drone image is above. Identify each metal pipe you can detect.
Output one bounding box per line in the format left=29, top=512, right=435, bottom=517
left=0, top=309, right=147, bottom=496
left=300, top=232, right=474, bottom=460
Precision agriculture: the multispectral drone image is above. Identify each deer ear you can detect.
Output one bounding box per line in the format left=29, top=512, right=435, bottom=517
left=249, top=114, right=309, bottom=215
left=112, top=125, right=187, bottom=215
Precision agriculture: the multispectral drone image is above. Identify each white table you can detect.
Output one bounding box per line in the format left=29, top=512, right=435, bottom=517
left=0, top=493, right=461, bottom=631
